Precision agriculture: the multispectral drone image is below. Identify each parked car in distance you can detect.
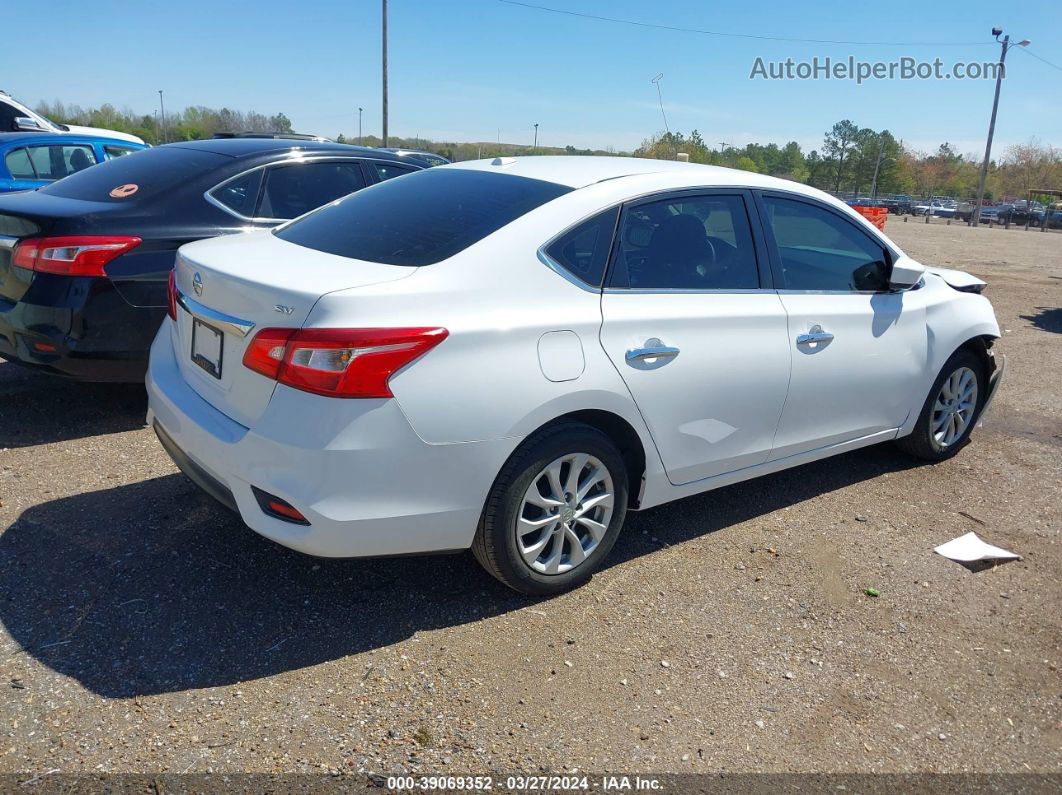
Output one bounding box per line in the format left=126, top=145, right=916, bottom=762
left=978, top=204, right=1007, bottom=223
left=0, top=139, right=430, bottom=381
left=0, top=133, right=147, bottom=193
left=147, top=156, right=1004, bottom=595
left=882, top=197, right=911, bottom=215
left=1008, top=203, right=1044, bottom=227
left=0, top=89, right=145, bottom=145
left=913, top=199, right=955, bottom=217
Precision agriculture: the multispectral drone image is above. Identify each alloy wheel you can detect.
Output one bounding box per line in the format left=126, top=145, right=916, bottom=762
left=515, top=453, right=615, bottom=575
left=931, top=366, right=979, bottom=448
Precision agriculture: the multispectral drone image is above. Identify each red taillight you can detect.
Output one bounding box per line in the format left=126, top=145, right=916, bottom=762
left=242, top=327, right=448, bottom=398
left=242, top=328, right=296, bottom=381
left=11, top=236, right=141, bottom=277
left=167, top=270, right=178, bottom=321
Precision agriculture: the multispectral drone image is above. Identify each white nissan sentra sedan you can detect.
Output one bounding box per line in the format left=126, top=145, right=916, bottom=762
left=146, top=156, right=1004, bottom=594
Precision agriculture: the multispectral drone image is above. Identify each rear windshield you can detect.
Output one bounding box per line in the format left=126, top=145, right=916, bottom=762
left=39, top=145, right=228, bottom=202
left=274, top=168, right=572, bottom=266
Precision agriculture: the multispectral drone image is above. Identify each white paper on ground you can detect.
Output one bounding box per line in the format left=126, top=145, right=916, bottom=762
left=933, top=531, right=1021, bottom=563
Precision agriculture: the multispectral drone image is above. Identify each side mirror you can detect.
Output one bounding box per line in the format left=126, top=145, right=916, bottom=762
left=889, top=259, right=925, bottom=290
left=14, top=116, right=47, bottom=132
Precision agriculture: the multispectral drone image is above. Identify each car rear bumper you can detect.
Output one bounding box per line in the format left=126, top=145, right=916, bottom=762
left=0, top=277, right=162, bottom=382
left=145, top=325, right=516, bottom=558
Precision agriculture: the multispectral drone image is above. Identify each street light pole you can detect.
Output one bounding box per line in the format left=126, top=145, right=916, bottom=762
left=533, top=123, right=538, bottom=154
left=381, top=0, right=388, bottom=147
left=358, top=107, right=363, bottom=145
left=158, top=90, right=166, bottom=144
left=972, top=29, right=1030, bottom=225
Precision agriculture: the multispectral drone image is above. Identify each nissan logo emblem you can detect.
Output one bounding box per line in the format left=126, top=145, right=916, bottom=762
left=192, top=272, right=203, bottom=297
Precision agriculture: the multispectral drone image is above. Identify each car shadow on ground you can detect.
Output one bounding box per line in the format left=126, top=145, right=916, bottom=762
left=0, top=444, right=922, bottom=698
left=0, top=363, right=147, bottom=448
left=1020, top=306, right=1062, bottom=334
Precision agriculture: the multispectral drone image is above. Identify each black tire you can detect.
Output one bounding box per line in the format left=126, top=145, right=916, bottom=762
left=472, top=422, right=629, bottom=595
left=896, top=348, right=985, bottom=461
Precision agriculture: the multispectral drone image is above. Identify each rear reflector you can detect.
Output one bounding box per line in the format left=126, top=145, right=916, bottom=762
left=242, top=327, right=448, bottom=398
left=12, top=235, right=141, bottom=277
left=251, top=487, right=309, bottom=525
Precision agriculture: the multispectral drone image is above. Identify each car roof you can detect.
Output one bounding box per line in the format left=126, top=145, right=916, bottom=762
left=0, top=132, right=145, bottom=146
left=164, top=137, right=421, bottom=163
left=446, top=155, right=825, bottom=196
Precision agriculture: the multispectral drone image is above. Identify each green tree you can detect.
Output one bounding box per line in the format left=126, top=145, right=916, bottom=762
left=735, top=155, right=759, bottom=173
left=822, top=119, right=859, bottom=192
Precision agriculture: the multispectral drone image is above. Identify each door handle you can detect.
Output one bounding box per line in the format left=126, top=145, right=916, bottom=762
left=796, top=325, right=834, bottom=346
left=626, top=338, right=680, bottom=363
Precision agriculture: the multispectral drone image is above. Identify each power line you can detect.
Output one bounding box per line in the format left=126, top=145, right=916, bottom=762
left=497, top=0, right=988, bottom=47
left=1016, top=46, right=1062, bottom=73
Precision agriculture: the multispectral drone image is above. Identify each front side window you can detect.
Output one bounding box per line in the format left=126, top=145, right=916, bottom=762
left=545, top=207, right=618, bottom=287
left=26, top=145, right=97, bottom=181
left=275, top=168, right=572, bottom=266
left=610, top=194, right=760, bottom=290
left=5, top=148, right=35, bottom=180
left=372, top=161, right=416, bottom=182
left=762, top=196, right=890, bottom=291
left=257, top=161, right=366, bottom=220
left=0, top=101, right=21, bottom=132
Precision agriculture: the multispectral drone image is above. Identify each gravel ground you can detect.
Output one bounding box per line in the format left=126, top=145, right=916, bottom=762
left=0, top=219, right=1059, bottom=777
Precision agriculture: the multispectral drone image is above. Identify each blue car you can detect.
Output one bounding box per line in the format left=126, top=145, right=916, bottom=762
left=0, top=132, right=147, bottom=193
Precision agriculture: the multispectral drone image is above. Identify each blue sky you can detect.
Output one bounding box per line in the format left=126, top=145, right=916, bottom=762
left=6, top=0, right=1060, bottom=155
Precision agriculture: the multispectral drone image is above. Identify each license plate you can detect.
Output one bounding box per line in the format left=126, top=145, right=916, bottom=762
left=191, top=318, right=224, bottom=379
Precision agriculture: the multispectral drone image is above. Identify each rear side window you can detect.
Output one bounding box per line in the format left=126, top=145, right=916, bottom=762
left=5, top=148, right=34, bottom=179
left=257, top=161, right=366, bottom=220
left=40, top=146, right=228, bottom=202
left=209, top=168, right=264, bottom=218
left=275, top=168, right=572, bottom=266
left=545, top=207, right=618, bottom=287
left=104, top=145, right=139, bottom=160
left=372, top=161, right=416, bottom=182
left=762, top=196, right=889, bottom=291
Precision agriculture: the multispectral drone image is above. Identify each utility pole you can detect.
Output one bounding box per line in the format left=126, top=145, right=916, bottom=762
left=972, top=29, right=1030, bottom=225
left=869, top=136, right=886, bottom=200
left=158, top=90, right=166, bottom=144
left=533, top=123, right=539, bottom=154
left=358, top=107, right=363, bottom=145
left=381, top=0, right=388, bottom=147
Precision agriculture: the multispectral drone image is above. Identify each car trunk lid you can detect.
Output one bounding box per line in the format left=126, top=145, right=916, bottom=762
left=0, top=191, right=135, bottom=303
left=172, top=231, right=417, bottom=427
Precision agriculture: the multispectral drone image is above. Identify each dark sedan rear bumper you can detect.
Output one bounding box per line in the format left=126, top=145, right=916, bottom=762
left=0, top=274, right=164, bottom=382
